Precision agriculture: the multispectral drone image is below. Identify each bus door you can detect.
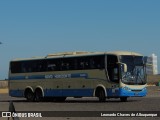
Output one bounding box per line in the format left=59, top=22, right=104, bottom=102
left=107, top=55, right=119, bottom=83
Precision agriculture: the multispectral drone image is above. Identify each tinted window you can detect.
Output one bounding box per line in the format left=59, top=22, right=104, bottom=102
left=10, top=62, right=22, bottom=73
left=10, top=55, right=105, bottom=73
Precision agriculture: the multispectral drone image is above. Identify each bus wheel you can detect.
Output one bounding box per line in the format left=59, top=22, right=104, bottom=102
left=35, top=89, right=43, bottom=102
left=25, top=90, right=34, bottom=102
left=98, top=89, right=106, bottom=102
left=120, top=97, right=127, bottom=102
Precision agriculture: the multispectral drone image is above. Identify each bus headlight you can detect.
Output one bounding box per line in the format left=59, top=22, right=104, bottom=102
left=123, top=86, right=131, bottom=91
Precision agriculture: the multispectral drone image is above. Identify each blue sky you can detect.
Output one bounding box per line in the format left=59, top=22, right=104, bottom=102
left=0, top=0, right=160, bottom=79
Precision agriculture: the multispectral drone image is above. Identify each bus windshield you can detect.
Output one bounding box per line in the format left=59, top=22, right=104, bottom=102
left=120, top=55, right=146, bottom=85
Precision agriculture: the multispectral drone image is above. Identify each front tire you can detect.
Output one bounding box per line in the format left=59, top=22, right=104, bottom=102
left=98, top=89, right=106, bottom=102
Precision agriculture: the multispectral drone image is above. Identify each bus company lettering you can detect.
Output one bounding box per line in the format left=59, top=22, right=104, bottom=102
left=55, top=74, right=71, bottom=79
left=45, top=73, right=88, bottom=79
left=80, top=73, right=87, bottom=77
left=45, top=74, right=71, bottom=79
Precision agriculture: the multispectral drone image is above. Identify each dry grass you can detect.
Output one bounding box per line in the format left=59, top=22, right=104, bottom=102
left=0, top=88, right=8, bottom=94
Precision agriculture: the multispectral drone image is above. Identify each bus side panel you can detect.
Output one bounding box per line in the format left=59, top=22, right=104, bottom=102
left=9, top=89, right=24, bottom=97
left=9, top=69, right=109, bottom=98
left=9, top=80, right=25, bottom=97
left=62, top=89, right=94, bottom=97
left=43, top=89, right=94, bottom=97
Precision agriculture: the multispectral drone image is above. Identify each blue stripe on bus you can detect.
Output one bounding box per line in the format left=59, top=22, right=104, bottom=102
left=44, top=89, right=94, bottom=97
left=9, top=73, right=88, bottom=80
left=9, top=89, right=94, bottom=97
left=9, top=76, right=26, bottom=80
left=10, top=88, right=147, bottom=98
left=28, top=75, right=45, bottom=79
left=9, top=89, right=24, bottom=97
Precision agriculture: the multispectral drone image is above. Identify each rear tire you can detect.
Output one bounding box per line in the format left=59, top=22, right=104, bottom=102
left=35, top=89, right=43, bottom=102
left=25, top=90, right=34, bottom=102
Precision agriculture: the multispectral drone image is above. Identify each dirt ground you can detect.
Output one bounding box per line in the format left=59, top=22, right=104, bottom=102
left=0, top=88, right=8, bottom=94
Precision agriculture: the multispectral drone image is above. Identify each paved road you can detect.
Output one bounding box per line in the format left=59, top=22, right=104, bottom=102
left=0, top=86, right=160, bottom=120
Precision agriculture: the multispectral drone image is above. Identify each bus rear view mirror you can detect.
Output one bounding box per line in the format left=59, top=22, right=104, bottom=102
left=121, top=63, right=127, bottom=73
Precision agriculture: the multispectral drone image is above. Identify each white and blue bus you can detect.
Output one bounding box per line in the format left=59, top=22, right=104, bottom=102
left=8, top=51, right=147, bottom=102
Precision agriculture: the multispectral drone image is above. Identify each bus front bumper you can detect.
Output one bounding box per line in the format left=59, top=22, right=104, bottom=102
left=107, top=87, right=147, bottom=97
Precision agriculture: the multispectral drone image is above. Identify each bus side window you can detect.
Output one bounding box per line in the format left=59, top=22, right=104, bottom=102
left=61, top=62, right=69, bottom=70
left=92, top=56, right=105, bottom=69
left=76, top=56, right=105, bottom=70
left=47, top=59, right=60, bottom=71
left=38, top=60, right=47, bottom=72
left=80, top=62, right=84, bottom=69
left=79, top=57, right=90, bottom=70
left=11, top=62, right=22, bottom=73
left=48, top=64, right=56, bottom=71
left=27, top=62, right=33, bottom=72
left=61, top=58, right=78, bottom=71
left=90, top=58, right=95, bottom=69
